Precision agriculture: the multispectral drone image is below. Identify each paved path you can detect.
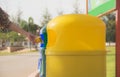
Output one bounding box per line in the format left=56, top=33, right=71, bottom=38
left=0, top=52, right=39, bottom=77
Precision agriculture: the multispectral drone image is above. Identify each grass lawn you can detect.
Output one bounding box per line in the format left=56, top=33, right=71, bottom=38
left=106, top=46, right=115, bottom=77
left=0, top=49, right=37, bottom=56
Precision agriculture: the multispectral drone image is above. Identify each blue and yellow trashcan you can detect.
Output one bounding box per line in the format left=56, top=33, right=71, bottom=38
left=45, top=14, right=106, bottom=77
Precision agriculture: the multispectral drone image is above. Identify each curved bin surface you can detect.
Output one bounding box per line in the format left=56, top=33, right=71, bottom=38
left=46, top=14, right=106, bottom=77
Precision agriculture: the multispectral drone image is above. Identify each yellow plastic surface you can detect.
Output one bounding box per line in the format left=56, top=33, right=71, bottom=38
left=46, top=14, right=106, bottom=53
left=46, top=14, right=106, bottom=77
left=46, top=55, right=106, bottom=77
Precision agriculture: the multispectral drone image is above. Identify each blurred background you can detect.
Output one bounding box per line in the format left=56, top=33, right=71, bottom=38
left=0, top=0, right=115, bottom=77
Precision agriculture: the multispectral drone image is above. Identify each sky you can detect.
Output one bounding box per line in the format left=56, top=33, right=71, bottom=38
left=0, top=0, right=86, bottom=25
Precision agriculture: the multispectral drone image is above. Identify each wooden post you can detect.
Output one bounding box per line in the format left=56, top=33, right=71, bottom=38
left=86, top=0, right=88, bottom=14
left=116, top=0, right=120, bottom=77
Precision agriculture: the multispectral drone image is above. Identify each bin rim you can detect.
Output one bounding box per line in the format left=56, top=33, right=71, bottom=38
left=45, top=50, right=106, bottom=56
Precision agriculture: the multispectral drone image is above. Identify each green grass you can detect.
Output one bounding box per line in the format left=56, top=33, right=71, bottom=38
left=0, top=50, right=37, bottom=56
left=106, top=46, right=115, bottom=77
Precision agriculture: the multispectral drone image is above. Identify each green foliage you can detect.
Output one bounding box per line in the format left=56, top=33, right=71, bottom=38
left=8, top=31, right=24, bottom=42
left=20, top=20, right=28, bottom=29
left=102, top=12, right=116, bottom=42
left=28, top=17, right=40, bottom=35
left=0, top=32, right=8, bottom=40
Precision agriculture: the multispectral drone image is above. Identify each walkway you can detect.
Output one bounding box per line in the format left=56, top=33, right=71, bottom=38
left=0, top=52, right=39, bottom=77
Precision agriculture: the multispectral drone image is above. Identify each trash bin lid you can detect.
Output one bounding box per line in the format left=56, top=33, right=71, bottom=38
left=46, top=14, right=106, bottom=55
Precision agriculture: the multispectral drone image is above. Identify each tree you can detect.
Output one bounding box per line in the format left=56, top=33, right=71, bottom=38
left=0, top=32, right=8, bottom=47
left=28, top=17, right=40, bottom=50
left=20, top=20, right=28, bottom=31
left=72, top=0, right=83, bottom=14
left=102, top=12, right=116, bottom=45
left=10, top=8, right=23, bottom=24
left=40, top=8, right=52, bottom=27
left=57, top=9, right=64, bottom=16
left=9, top=9, right=25, bottom=45
left=28, top=17, right=39, bottom=34
left=0, top=9, right=30, bottom=47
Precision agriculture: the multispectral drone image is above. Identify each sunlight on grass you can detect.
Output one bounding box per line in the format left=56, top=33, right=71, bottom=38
left=106, top=46, right=115, bottom=77
left=0, top=50, right=38, bottom=56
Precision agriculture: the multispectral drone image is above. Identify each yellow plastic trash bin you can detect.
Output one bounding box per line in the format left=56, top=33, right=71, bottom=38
left=46, top=14, right=106, bottom=77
